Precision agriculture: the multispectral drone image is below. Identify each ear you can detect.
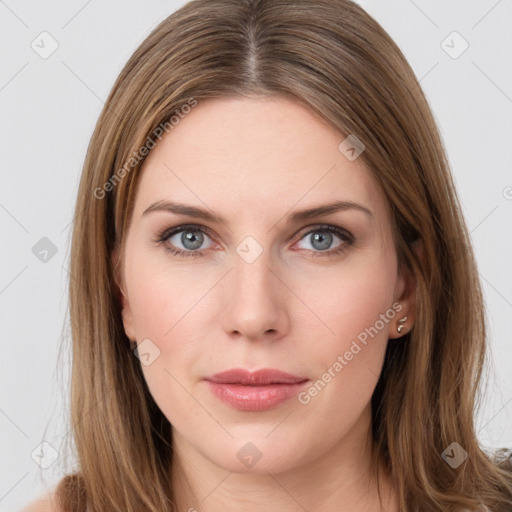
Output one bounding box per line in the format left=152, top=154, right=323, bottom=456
left=388, top=239, right=421, bottom=339
left=111, top=245, right=136, bottom=342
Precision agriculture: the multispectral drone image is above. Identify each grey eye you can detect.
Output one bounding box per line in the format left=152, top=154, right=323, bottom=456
left=296, top=229, right=345, bottom=252
left=169, top=229, right=212, bottom=251
left=309, top=231, right=333, bottom=251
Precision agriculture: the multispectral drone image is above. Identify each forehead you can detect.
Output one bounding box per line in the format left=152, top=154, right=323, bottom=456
left=132, top=96, right=386, bottom=223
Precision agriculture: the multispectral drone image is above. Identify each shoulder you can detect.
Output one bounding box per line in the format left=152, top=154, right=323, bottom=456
left=491, top=447, right=512, bottom=472
left=19, top=492, right=61, bottom=512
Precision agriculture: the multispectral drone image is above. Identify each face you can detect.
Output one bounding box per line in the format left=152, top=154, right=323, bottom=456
left=115, top=96, right=414, bottom=475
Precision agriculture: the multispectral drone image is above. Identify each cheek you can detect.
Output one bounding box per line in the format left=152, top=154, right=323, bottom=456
left=296, top=250, right=397, bottom=385
left=290, top=266, right=397, bottom=433
left=125, top=251, right=222, bottom=387
left=308, top=251, right=397, bottom=337
left=126, top=261, right=214, bottom=425
left=126, top=250, right=217, bottom=341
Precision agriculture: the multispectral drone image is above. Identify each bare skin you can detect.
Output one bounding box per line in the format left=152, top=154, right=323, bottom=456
left=26, top=95, right=415, bottom=512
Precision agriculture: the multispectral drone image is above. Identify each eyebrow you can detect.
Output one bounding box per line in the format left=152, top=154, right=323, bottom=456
left=141, top=199, right=373, bottom=224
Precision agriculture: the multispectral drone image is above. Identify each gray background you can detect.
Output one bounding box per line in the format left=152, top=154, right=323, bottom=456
left=1, top=1, right=511, bottom=510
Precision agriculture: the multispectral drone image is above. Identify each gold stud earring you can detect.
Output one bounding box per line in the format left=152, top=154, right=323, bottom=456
left=397, top=316, right=408, bottom=334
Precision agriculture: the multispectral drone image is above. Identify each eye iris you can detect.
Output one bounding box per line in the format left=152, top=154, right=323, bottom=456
left=182, top=230, right=204, bottom=250
left=311, top=231, right=332, bottom=250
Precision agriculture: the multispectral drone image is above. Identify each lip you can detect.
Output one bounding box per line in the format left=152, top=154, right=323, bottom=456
left=205, top=368, right=308, bottom=385
left=204, top=369, right=309, bottom=411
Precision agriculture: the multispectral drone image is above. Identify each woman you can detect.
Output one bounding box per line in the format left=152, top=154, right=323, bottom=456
left=22, top=0, right=512, bottom=510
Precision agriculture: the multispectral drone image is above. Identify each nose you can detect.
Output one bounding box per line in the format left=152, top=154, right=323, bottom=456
left=220, top=249, right=291, bottom=342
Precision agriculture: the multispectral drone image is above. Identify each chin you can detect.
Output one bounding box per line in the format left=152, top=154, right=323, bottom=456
left=200, top=436, right=308, bottom=475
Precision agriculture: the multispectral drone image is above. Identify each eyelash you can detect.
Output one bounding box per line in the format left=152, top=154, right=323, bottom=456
left=154, top=224, right=354, bottom=258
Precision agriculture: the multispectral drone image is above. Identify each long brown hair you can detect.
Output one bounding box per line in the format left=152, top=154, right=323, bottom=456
left=56, top=0, right=512, bottom=510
